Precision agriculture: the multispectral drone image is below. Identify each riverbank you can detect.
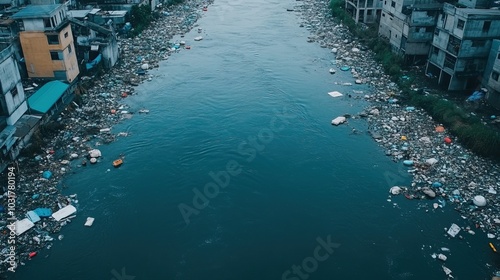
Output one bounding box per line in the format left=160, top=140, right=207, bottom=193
left=0, top=0, right=212, bottom=276
left=296, top=0, right=500, bottom=278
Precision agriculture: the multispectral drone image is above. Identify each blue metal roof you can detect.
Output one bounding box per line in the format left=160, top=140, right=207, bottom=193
left=28, top=81, right=69, bottom=114
left=12, top=4, right=62, bottom=19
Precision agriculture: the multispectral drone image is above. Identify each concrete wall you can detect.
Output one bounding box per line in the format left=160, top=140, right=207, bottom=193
left=458, top=0, right=491, bottom=9
left=22, top=7, right=67, bottom=31
left=0, top=47, right=27, bottom=125
left=484, top=39, right=500, bottom=85
left=485, top=40, right=500, bottom=108
left=20, top=24, right=79, bottom=82
left=410, top=10, right=436, bottom=26
left=102, top=36, right=118, bottom=68
left=459, top=39, right=492, bottom=57
left=405, top=41, right=430, bottom=55
left=463, top=18, right=500, bottom=39
left=449, top=75, right=467, bottom=90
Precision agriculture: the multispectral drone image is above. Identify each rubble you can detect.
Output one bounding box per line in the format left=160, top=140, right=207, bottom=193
left=0, top=0, right=213, bottom=274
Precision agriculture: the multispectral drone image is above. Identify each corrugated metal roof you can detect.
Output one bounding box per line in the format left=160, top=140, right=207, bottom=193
left=11, top=4, right=62, bottom=19
left=14, top=115, right=41, bottom=138
left=28, top=81, right=69, bottom=114
left=68, top=10, right=91, bottom=19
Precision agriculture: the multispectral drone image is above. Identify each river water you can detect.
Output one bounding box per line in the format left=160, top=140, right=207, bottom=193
left=9, top=0, right=496, bottom=279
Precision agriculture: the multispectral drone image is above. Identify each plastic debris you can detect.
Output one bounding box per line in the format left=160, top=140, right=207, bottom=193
left=52, top=205, right=77, bottom=222
left=85, top=217, right=95, bottom=227
left=331, top=116, right=346, bottom=126
left=389, top=186, right=402, bottom=195
left=473, top=195, right=486, bottom=207
left=42, top=171, right=52, bottom=179
left=447, top=223, right=461, bottom=237
left=328, top=91, right=343, bottom=98
left=89, top=149, right=102, bottom=158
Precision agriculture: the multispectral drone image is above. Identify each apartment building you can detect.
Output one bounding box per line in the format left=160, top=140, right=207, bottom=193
left=379, top=0, right=443, bottom=64
left=426, top=3, right=500, bottom=91
left=12, top=4, right=79, bottom=83
left=345, top=0, right=383, bottom=24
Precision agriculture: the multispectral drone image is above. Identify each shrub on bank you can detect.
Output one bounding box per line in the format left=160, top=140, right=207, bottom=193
left=129, top=5, right=154, bottom=37
left=329, top=0, right=402, bottom=77
left=328, top=0, right=500, bottom=159
left=407, top=91, right=500, bottom=158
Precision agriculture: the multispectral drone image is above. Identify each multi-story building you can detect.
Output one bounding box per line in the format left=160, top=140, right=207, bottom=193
left=483, top=39, right=500, bottom=109
left=458, top=0, right=492, bottom=9
left=378, top=0, right=442, bottom=64
left=345, top=0, right=382, bottom=24
left=0, top=15, right=23, bottom=75
left=68, top=11, right=119, bottom=70
left=426, top=3, right=500, bottom=91
left=12, top=4, right=79, bottom=83
left=0, top=44, right=27, bottom=127
left=0, top=43, right=28, bottom=169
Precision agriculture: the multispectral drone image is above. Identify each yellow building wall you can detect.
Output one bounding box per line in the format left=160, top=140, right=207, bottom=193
left=20, top=24, right=79, bottom=83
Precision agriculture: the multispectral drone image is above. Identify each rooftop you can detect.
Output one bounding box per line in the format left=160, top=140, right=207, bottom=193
left=11, top=4, right=62, bottom=19
left=68, top=10, right=91, bottom=19
left=28, top=81, right=69, bottom=114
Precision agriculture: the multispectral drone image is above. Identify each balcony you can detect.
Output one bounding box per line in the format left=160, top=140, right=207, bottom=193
left=444, top=53, right=456, bottom=71
left=446, top=35, right=461, bottom=56
left=0, top=44, right=13, bottom=63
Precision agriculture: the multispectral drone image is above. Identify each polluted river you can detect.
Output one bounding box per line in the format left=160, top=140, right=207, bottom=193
left=6, top=0, right=500, bottom=279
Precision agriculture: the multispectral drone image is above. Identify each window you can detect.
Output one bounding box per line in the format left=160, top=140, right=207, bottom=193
left=472, top=40, right=485, bottom=47
left=426, top=27, right=433, bottom=33
left=483, top=21, right=491, bottom=33
left=64, top=32, right=68, bottom=38
left=433, top=47, right=439, bottom=55
left=68, top=45, right=72, bottom=54
left=457, top=19, right=465, bottom=30
left=391, top=1, right=395, bottom=7
left=434, top=28, right=440, bottom=36
left=47, top=35, right=59, bottom=45
left=384, top=1, right=386, bottom=4
left=43, top=18, right=51, bottom=28
left=382, top=13, right=385, bottom=17
left=11, top=87, right=18, bottom=97
left=492, top=71, right=499, bottom=81
left=53, top=71, right=66, bottom=80
left=367, top=0, right=373, bottom=6
left=50, top=51, right=63, bottom=60
left=497, top=53, right=500, bottom=59
left=367, top=10, right=372, bottom=15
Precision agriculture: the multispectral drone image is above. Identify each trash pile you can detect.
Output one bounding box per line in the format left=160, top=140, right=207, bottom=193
left=0, top=0, right=213, bottom=275
left=297, top=0, right=500, bottom=278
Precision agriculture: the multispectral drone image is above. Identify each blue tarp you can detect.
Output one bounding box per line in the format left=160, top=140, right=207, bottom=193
left=86, top=54, right=102, bottom=70
left=33, top=208, right=52, bottom=217
left=466, top=91, right=484, bottom=102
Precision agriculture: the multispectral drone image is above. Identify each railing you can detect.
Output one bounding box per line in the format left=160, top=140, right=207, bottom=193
left=0, top=44, right=12, bottom=63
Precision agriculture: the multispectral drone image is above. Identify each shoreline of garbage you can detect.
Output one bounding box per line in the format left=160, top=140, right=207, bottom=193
left=296, top=0, right=500, bottom=278
left=0, top=0, right=212, bottom=276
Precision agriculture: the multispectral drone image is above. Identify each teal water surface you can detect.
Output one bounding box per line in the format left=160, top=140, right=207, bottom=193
left=10, top=0, right=496, bottom=279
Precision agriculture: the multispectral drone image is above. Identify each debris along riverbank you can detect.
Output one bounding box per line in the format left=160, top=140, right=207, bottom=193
left=0, top=0, right=212, bottom=276
left=295, top=0, right=500, bottom=278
